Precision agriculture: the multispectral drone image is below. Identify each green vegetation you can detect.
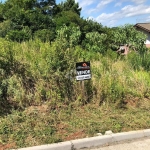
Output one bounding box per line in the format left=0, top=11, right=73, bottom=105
left=0, top=0, right=150, bottom=149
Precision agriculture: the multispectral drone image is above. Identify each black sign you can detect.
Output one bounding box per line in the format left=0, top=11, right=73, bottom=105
left=76, top=61, right=91, bottom=81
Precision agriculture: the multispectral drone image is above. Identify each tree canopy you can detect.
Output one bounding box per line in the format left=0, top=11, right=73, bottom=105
left=0, top=0, right=147, bottom=54
left=0, top=0, right=56, bottom=41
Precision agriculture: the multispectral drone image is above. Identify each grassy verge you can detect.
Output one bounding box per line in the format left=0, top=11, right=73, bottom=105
left=1, top=99, right=150, bottom=149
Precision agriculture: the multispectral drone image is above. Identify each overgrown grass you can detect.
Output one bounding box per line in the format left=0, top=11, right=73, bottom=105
left=0, top=37, right=150, bottom=149
left=1, top=102, right=150, bottom=149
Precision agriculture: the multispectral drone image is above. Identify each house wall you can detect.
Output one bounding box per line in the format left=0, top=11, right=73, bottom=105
left=136, top=28, right=150, bottom=48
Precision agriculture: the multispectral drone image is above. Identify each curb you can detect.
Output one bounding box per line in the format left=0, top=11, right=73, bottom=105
left=17, top=129, right=150, bottom=150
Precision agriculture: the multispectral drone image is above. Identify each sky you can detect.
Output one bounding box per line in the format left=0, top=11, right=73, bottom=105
left=57, top=0, right=150, bottom=27
left=1, top=0, right=150, bottom=27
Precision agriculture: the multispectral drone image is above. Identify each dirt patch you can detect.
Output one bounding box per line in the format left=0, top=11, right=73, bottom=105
left=0, top=143, right=16, bottom=150
left=124, top=97, right=140, bottom=108
left=56, top=123, right=86, bottom=141
left=56, top=123, right=69, bottom=139
left=65, top=130, right=86, bottom=141
left=125, top=97, right=150, bottom=109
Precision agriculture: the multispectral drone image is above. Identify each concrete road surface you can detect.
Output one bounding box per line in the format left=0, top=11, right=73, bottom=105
left=84, top=137, right=150, bottom=150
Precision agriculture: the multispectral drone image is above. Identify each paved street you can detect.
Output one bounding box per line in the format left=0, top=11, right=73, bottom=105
left=84, top=137, right=150, bottom=150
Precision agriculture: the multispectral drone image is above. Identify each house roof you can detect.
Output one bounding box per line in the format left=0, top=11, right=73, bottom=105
left=134, top=23, right=150, bottom=32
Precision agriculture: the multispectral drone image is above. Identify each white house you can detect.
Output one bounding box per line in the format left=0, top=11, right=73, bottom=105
left=134, top=23, right=150, bottom=48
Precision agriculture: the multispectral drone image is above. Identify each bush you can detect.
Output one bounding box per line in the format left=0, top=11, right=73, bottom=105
left=33, top=29, right=55, bottom=42
left=6, top=27, right=32, bottom=42
left=83, top=32, right=107, bottom=53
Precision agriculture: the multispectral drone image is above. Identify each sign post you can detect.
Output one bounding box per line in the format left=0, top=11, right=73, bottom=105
left=76, top=61, right=91, bottom=104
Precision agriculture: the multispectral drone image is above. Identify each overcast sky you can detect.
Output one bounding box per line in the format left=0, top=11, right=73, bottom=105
left=57, top=0, right=150, bottom=27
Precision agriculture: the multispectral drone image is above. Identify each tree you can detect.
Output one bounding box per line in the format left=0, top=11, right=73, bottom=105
left=111, top=24, right=147, bottom=53
left=53, top=0, right=81, bottom=16
left=0, top=0, right=56, bottom=41
left=83, top=32, right=107, bottom=53
left=81, top=19, right=103, bottom=34
left=62, top=0, right=81, bottom=16
left=34, top=29, right=55, bottom=42
left=35, top=0, right=56, bottom=15
left=54, top=10, right=82, bottom=30
left=53, top=0, right=82, bottom=30
left=0, top=20, right=13, bottom=37
left=80, top=19, right=105, bottom=47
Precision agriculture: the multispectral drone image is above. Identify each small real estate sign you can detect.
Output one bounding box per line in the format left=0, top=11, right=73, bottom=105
left=76, top=61, right=91, bottom=81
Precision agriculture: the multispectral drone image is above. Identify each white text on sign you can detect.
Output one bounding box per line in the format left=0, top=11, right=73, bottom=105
left=77, top=70, right=90, bottom=76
